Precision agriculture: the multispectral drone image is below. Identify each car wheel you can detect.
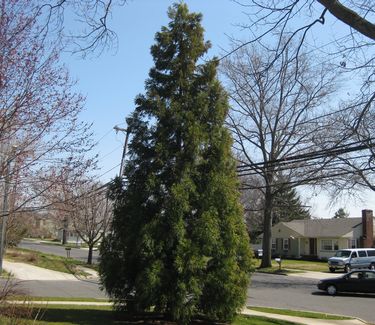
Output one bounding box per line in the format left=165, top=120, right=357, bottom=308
left=344, top=264, right=351, bottom=273
left=327, top=285, right=337, bottom=296
left=370, top=263, right=375, bottom=271
left=329, top=267, right=335, bottom=273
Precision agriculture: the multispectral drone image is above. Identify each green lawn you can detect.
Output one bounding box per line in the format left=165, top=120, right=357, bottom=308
left=5, top=247, right=93, bottom=276
left=0, top=306, right=301, bottom=325
left=255, top=258, right=329, bottom=274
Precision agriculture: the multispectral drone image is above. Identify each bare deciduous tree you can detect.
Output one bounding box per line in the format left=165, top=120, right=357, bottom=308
left=221, top=43, right=336, bottom=267
left=0, top=0, right=96, bottom=217
left=310, top=94, right=375, bottom=199
left=27, top=0, right=127, bottom=55
left=229, top=0, right=375, bottom=195
left=70, top=182, right=111, bottom=264
left=230, top=1, right=374, bottom=67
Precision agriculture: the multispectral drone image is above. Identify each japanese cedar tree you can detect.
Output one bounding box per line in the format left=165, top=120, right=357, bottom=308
left=99, top=3, right=253, bottom=324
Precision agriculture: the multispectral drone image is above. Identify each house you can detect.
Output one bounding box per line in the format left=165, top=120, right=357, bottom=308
left=269, top=209, right=375, bottom=260
left=26, top=212, right=58, bottom=239
left=57, top=228, right=83, bottom=245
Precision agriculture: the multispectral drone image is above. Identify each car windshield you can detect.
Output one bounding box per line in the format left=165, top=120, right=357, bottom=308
left=334, top=250, right=351, bottom=257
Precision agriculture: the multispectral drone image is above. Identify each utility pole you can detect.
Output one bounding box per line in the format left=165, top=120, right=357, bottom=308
left=114, top=125, right=130, bottom=177
left=0, top=158, right=11, bottom=273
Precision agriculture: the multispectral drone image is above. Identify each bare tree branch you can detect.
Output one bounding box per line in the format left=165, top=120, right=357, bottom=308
left=317, top=0, right=375, bottom=40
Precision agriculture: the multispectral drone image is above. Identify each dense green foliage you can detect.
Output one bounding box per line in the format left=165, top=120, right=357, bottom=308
left=333, top=208, right=349, bottom=219
left=243, top=185, right=310, bottom=240
left=99, top=3, right=253, bottom=324
left=272, top=186, right=311, bottom=225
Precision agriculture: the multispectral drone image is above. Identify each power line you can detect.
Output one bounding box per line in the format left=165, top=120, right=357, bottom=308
left=97, top=144, right=123, bottom=163
left=239, top=166, right=375, bottom=191
left=237, top=153, right=372, bottom=178
left=236, top=138, right=375, bottom=172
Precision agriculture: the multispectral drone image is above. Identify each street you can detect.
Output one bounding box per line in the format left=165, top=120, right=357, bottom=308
left=13, top=241, right=375, bottom=324
left=249, top=273, right=375, bottom=324
left=19, top=240, right=99, bottom=263
left=7, top=272, right=375, bottom=323
left=7, top=279, right=106, bottom=299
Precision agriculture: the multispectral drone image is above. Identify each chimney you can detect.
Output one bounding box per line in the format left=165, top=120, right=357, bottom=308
left=361, top=209, right=374, bottom=248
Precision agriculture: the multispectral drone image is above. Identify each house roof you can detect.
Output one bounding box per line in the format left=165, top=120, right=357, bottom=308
left=282, top=218, right=363, bottom=238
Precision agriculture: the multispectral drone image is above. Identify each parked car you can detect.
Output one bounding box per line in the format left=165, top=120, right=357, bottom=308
left=254, top=249, right=263, bottom=259
left=327, top=248, right=375, bottom=273
left=317, top=270, right=375, bottom=295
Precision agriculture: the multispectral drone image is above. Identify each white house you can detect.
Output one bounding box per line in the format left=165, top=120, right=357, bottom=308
left=267, top=209, right=375, bottom=260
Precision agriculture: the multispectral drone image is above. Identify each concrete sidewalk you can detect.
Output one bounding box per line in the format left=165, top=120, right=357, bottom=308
left=3, top=261, right=78, bottom=281
left=242, top=308, right=367, bottom=325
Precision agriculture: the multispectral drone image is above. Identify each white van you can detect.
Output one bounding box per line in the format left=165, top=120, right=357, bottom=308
left=328, top=248, right=375, bottom=273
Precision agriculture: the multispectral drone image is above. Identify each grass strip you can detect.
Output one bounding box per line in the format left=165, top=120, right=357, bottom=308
left=249, top=306, right=352, bottom=320
left=255, top=268, right=302, bottom=275
left=11, top=296, right=109, bottom=303
left=5, top=247, right=92, bottom=276
left=1, top=305, right=301, bottom=325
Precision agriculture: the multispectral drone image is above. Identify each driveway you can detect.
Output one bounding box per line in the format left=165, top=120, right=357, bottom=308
left=4, top=261, right=78, bottom=281
left=287, top=270, right=344, bottom=280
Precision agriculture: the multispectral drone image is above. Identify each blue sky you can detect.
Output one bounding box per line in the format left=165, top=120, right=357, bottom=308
left=61, top=0, right=375, bottom=218
left=62, top=0, right=244, bottom=179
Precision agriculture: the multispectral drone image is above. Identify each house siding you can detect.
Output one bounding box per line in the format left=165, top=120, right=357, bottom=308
left=317, top=238, right=349, bottom=260
left=272, top=237, right=300, bottom=258
left=264, top=213, right=375, bottom=261
left=271, top=223, right=303, bottom=258
left=272, top=237, right=351, bottom=259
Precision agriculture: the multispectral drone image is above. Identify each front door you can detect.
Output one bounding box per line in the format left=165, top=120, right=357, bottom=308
left=309, top=238, right=317, bottom=256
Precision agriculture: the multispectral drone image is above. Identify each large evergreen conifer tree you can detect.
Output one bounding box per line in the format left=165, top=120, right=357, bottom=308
left=99, top=3, right=253, bottom=323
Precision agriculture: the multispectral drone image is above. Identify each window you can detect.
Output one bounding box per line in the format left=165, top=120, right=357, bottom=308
left=335, top=250, right=351, bottom=257
left=348, top=239, right=357, bottom=249
left=365, top=272, right=375, bottom=279
left=283, top=238, right=289, bottom=250
left=321, top=239, right=334, bottom=251
left=367, top=250, right=375, bottom=257
left=348, top=272, right=363, bottom=280
left=334, top=240, right=339, bottom=251
left=272, top=238, right=276, bottom=250
left=358, top=251, right=367, bottom=257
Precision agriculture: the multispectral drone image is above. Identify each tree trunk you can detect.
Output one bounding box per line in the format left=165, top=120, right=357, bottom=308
left=62, top=229, right=67, bottom=245
left=260, top=186, right=273, bottom=268
left=87, top=244, right=93, bottom=265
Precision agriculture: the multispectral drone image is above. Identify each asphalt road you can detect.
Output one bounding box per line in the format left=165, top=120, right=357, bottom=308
left=18, top=240, right=99, bottom=263
left=0, top=278, right=106, bottom=299
left=249, top=273, right=375, bottom=324
left=7, top=272, right=375, bottom=323
left=12, top=242, right=375, bottom=323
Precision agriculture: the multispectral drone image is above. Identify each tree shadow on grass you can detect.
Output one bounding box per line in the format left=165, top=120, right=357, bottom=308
left=39, top=307, right=228, bottom=325
left=40, top=308, right=118, bottom=324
